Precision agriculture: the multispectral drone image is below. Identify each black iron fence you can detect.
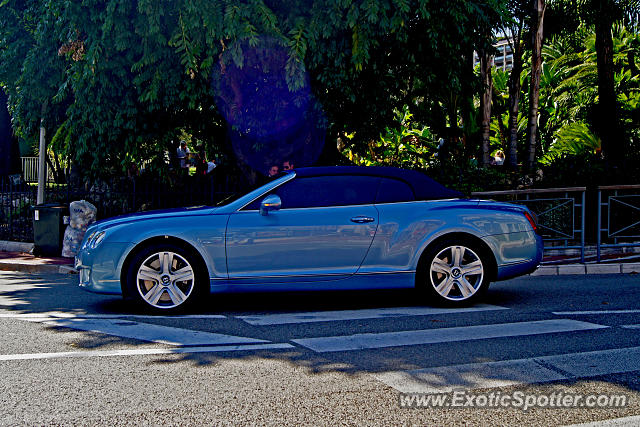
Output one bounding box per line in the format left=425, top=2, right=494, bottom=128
left=5, top=174, right=640, bottom=264
left=597, top=185, right=640, bottom=262
left=473, top=185, right=640, bottom=263
left=0, top=172, right=244, bottom=243
left=0, top=175, right=35, bottom=242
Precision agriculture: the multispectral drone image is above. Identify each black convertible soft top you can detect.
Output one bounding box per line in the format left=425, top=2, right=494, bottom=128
left=292, top=166, right=463, bottom=201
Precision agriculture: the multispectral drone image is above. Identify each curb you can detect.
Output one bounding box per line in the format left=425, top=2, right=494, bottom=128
left=0, top=241, right=34, bottom=253
left=0, top=261, right=77, bottom=275
left=531, top=263, right=640, bottom=276
left=0, top=240, right=76, bottom=275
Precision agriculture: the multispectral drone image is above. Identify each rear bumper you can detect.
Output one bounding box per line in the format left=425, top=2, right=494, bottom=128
left=495, top=234, right=544, bottom=280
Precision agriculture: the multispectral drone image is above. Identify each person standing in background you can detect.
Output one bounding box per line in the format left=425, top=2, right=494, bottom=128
left=177, top=140, right=190, bottom=169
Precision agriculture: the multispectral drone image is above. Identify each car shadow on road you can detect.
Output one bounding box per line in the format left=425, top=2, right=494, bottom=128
left=1, top=270, right=640, bottom=399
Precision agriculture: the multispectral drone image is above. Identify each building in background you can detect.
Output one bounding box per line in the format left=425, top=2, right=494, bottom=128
left=473, top=38, right=514, bottom=71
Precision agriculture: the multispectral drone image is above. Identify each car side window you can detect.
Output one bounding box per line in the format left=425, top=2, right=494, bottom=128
left=243, top=175, right=380, bottom=210
left=375, top=178, right=415, bottom=203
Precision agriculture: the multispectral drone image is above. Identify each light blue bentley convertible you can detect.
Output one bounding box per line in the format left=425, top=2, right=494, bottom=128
left=76, top=166, right=543, bottom=312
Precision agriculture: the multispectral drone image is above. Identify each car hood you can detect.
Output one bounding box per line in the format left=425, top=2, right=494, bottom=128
left=89, top=206, right=218, bottom=231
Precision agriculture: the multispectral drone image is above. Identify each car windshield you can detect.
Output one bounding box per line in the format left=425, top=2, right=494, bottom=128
left=214, top=172, right=288, bottom=206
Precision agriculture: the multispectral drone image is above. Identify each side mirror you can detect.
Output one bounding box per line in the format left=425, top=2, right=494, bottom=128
left=260, top=194, right=281, bottom=216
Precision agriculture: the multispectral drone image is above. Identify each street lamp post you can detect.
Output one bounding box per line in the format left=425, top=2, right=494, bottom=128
left=36, top=102, right=46, bottom=204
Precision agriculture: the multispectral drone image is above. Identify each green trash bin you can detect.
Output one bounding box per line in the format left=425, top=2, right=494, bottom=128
left=33, top=204, right=69, bottom=257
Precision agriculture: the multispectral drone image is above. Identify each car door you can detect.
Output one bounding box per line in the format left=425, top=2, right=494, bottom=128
left=225, top=175, right=380, bottom=281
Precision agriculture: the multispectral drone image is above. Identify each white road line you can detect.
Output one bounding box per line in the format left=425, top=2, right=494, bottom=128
left=0, top=312, right=226, bottom=319
left=0, top=343, right=295, bottom=362
left=376, top=346, right=640, bottom=393
left=237, top=304, right=508, bottom=326
left=553, top=310, right=640, bottom=315
left=292, top=319, right=608, bottom=353
left=563, top=415, right=640, bottom=427
left=31, top=318, right=268, bottom=346
left=376, top=358, right=566, bottom=393
left=542, top=346, right=640, bottom=377
left=620, top=324, right=640, bottom=329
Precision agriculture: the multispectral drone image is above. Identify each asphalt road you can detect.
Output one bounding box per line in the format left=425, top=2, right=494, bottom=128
left=0, top=270, right=639, bottom=426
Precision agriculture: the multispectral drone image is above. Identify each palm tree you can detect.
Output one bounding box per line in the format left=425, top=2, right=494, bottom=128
left=499, top=0, right=529, bottom=168
left=539, top=24, right=640, bottom=162
left=527, top=0, right=546, bottom=171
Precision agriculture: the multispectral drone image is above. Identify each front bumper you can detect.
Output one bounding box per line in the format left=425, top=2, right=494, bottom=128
left=75, top=242, right=131, bottom=295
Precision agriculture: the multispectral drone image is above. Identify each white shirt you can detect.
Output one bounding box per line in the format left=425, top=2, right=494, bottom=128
left=177, top=146, right=189, bottom=168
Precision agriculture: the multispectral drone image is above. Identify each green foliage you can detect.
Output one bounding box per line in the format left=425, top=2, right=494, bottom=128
left=5, top=0, right=636, bottom=191
left=539, top=152, right=608, bottom=187
left=0, top=0, right=509, bottom=182
left=342, top=105, right=438, bottom=169
left=488, top=67, right=510, bottom=151
left=539, top=24, right=640, bottom=161
left=539, top=122, right=601, bottom=164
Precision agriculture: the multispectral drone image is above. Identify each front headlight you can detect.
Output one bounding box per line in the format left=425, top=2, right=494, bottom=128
left=89, top=231, right=106, bottom=249
left=82, top=230, right=106, bottom=250
left=81, top=231, right=96, bottom=250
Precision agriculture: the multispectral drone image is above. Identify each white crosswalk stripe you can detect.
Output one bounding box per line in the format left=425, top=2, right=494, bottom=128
left=29, top=317, right=268, bottom=347
left=0, top=312, right=226, bottom=320
left=236, top=304, right=508, bottom=325
left=376, top=346, right=640, bottom=393
left=553, top=310, right=640, bottom=315
left=563, top=415, right=640, bottom=427
left=621, top=324, right=640, bottom=329
left=0, top=344, right=296, bottom=361
left=2, top=303, right=628, bottom=393
left=292, top=319, right=608, bottom=353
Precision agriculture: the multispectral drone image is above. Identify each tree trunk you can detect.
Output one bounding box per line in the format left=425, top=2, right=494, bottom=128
left=45, top=153, right=57, bottom=184
left=0, top=88, right=20, bottom=176
left=479, top=50, right=493, bottom=167
left=595, top=4, right=623, bottom=172
left=52, top=151, right=66, bottom=184
left=526, top=0, right=545, bottom=171
left=506, top=29, right=525, bottom=169
left=460, top=50, right=475, bottom=150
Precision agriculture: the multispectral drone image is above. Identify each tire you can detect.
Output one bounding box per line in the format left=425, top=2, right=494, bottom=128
left=125, top=243, right=207, bottom=313
left=417, top=238, right=491, bottom=306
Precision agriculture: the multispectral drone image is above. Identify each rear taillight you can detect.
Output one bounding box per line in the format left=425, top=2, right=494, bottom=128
left=524, top=211, right=539, bottom=234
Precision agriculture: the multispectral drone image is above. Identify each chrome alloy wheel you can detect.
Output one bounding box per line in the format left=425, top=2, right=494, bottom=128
left=429, top=245, right=484, bottom=301
left=136, top=251, right=195, bottom=309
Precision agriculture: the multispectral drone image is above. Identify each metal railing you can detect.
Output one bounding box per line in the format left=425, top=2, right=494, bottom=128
left=21, top=157, right=38, bottom=182
left=4, top=176, right=640, bottom=263
left=0, top=176, right=36, bottom=242
left=21, top=157, right=55, bottom=183
left=0, top=172, right=244, bottom=243
left=597, top=185, right=640, bottom=262
left=472, top=187, right=587, bottom=263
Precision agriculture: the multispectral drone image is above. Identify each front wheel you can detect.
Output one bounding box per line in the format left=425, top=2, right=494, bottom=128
left=126, top=244, right=206, bottom=313
left=418, top=240, right=491, bottom=306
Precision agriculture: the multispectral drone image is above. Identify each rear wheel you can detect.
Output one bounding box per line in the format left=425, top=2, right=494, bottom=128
left=418, top=239, right=491, bottom=306
left=126, top=244, right=206, bottom=313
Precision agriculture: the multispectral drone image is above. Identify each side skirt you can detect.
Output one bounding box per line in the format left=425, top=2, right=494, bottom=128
left=209, top=272, right=416, bottom=293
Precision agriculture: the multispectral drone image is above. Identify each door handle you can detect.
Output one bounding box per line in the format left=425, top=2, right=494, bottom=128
left=350, top=216, right=375, bottom=223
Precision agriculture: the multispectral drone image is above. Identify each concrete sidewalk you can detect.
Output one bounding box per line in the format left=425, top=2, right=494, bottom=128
left=0, top=240, right=639, bottom=276
left=0, top=241, right=76, bottom=275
